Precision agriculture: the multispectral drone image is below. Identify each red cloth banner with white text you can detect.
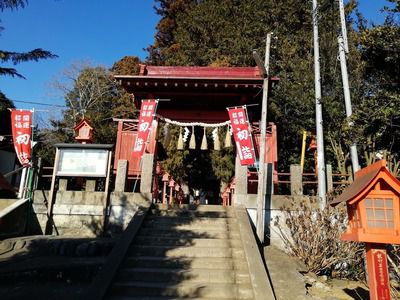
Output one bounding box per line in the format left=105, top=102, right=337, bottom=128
left=227, top=107, right=255, bottom=165
left=11, top=109, right=32, bottom=165
left=133, top=100, right=157, bottom=157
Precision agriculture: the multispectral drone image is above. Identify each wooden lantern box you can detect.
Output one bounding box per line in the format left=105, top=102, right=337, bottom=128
left=331, top=159, right=400, bottom=244
left=74, top=118, right=94, bottom=144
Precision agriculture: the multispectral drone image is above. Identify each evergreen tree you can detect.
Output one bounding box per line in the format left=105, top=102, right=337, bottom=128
left=0, top=0, right=57, bottom=79
left=0, top=91, right=14, bottom=151
left=351, top=1, right=400, bottom=165
left=147, top=0, right=365, bottom=175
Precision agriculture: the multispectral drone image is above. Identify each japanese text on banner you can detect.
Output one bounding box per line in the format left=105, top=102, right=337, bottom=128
left=132, top=100, right=157, bottom=157
left=227, top=107, right=255, bottom=166
left=11, top=109, right=32, bottom=165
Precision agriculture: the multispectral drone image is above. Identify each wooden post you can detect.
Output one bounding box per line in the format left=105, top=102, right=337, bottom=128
left=102, top=150, right=113, bottom=235
left=365, top=243, right=391, bottom=300
left=256, top=33, right=272, bottom=244
left=45, top=147, right=60, bottom=235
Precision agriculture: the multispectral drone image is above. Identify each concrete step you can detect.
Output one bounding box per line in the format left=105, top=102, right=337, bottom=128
left=134, top=236, right=243, bottom=248
left=138, top=228, right=241, bottom=240
left=124, top=256, right=249, bottom=271
left=128, top=245, right=245, bottom=259
left=116, top=267, right=251, bottom=284
left=109, top=281, right=254, bottom=299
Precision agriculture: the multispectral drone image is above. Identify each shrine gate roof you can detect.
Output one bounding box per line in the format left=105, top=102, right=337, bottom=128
left=114, top=65, right=279, bottom=122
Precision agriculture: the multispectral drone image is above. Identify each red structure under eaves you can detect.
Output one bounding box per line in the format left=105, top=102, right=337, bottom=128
left=113, top=65, right=279, bottom=195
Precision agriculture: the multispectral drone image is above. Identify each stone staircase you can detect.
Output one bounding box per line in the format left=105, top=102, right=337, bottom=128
left=105, top=205, right=262, bottom=299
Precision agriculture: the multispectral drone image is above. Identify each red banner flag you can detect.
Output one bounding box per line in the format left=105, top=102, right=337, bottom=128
left=132, top=100, right=157, bottom=158
left=11, top=109, right=32, bottom=165
left=227, top=107, right=255, bottom=165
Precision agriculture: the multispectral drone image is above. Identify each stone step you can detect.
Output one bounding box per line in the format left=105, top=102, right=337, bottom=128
left=109, top=281, right=254, bottom=299
left=150, top=209, right=236, bottom=219
left=107, top=297, right=246, bottom=300
left=144, top=216, right=238, bottom=226
left=142, top=220, right=239, bottom=231
left=124, top=256, right=249, bottom=270
left=128, top=245, right=245, bottom=259
left=116, top=267, right=251, bottom=284
left=154, top=204, right=235, bottom=213
left=138, top=228, right=241, bottom=239
left=134, top=236, right=243, bottom=248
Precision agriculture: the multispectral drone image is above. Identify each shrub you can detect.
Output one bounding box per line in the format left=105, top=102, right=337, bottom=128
left=273, top=196, right=365, bottom=279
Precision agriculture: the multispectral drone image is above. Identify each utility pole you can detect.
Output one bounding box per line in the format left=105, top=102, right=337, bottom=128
left=338, top=0, right=360, bottom=173
left=254, top=33, right=272, bottom=244
left=312, top=0, right=327, bottom=209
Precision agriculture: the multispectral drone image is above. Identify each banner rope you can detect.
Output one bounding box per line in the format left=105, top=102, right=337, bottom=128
left=157, top=115, right=230, bottom=128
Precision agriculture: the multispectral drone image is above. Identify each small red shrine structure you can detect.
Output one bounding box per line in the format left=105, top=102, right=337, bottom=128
left=74, top=118, right=94, bottom=144
left=114, top=65, right=279, bottom=200
left=331, top=159, right=400, bottom=244
left=331, top=160, right=400, bottom=300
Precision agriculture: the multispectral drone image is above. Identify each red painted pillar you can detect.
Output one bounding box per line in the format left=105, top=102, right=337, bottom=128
left=365, top=243, right=391, bottom=300
left=162, top=182, right=166, bottom=204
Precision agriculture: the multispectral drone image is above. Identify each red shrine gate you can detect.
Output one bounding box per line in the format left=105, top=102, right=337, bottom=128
left=113, top=65, right=278, bottom=205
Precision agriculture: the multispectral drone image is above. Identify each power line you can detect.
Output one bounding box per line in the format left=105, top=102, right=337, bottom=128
left=9, top=99, right=66, bottom=108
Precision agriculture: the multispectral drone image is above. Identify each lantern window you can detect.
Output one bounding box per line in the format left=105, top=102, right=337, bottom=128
left=79, top=126, right=89, bottom=138
left=365, top=198, right=394, bottom=229
left=350, top=204, right=361, bottom=228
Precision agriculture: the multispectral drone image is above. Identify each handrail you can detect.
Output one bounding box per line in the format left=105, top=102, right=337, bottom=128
left=0, top=198, right=30, bottom=218
left=82, top=202, right=151, bottom=300
left=3, top=165, right=30, bottom=178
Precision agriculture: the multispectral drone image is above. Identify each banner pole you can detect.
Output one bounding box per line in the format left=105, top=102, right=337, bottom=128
left=26, top=108, right=35, bottom=200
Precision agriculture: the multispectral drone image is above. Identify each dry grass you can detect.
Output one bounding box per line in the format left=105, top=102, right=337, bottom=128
left=273, top=197, right=364, bottom=279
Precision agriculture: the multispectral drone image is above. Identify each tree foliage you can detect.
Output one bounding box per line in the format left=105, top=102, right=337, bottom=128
left=36, top=63, right=138, bottom=164
left=0, top=91, right=14, bottom=150
left=147, top=0, right=362, bottom=174
left=157, top=124, right=235, bottom=187
left=351, top=1, right=400, bottom=165
left=147, top=0, right=399, bottom=176
left=0, top=0, right=57, bottom=79
left=111, top=55, right=141, bottom=75
left=0, top=0, right=26, bottom=11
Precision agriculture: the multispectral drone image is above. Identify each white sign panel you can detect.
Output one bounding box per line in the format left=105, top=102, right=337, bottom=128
left=57, top=148, right=109, bottom=177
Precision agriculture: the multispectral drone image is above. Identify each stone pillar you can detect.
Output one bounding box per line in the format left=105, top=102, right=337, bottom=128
left=140, top=153, right=154, bottom=198
left=290, top=164, right=303, bottom=196
left=326, top=164, right=333, bottom=193
left=59, top=179, right=68, bottom=191
left=85, top=180, right=96, bottom=192
left=234, top=156, right=248, bottom=205
left=115, top=159, right=128, bottom=192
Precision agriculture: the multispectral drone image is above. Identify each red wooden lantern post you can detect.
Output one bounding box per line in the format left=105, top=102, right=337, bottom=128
left=168, top=179, right=175, bottom=205
left=331, top=160, right=400, bottom=300
left=161, top=173, right=169, bottom=204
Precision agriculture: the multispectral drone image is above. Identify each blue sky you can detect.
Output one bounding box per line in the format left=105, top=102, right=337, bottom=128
left=0, top=0, right=394, bottom=117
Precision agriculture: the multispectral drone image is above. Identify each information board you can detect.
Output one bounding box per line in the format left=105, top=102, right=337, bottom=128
left=57, top=148, right=109, bottom=177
